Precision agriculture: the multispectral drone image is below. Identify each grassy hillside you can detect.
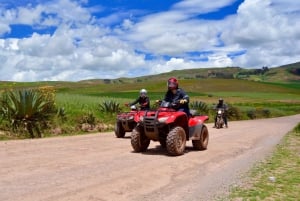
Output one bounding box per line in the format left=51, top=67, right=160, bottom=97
left=87, top=61, right=300, bottom=84
left=0, top=62, right=299, bottom=105
left=0, top=62, right=299, bottom=139
left=0, top=61, right=299, bottom=92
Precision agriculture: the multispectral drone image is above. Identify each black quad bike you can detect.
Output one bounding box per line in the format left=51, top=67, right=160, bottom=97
left=131, top=101, right=209, bottom=156
left=114, top=105, right=145, bottom=138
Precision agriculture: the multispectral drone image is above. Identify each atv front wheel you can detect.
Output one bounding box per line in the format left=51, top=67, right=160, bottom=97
left=192, top=125, right=209, bottom=150
left=131, top=126, right=150, bottom=152
left=166, top=126, right=186, bottom=156
left=115, top=122, right=126, bottom=138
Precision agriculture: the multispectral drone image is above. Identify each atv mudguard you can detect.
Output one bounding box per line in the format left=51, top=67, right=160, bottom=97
left=188, top=115, right=209, bottom=140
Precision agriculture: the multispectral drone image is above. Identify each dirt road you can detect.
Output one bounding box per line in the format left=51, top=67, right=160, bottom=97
left=1, top=114, right=299, bottom=201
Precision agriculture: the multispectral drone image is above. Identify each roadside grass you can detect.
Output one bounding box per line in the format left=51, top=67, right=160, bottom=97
left=224, top=123, right=300, bottom=201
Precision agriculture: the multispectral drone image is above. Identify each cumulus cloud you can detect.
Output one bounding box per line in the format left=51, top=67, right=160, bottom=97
left=221, top=0, right=300, bottom=67
left=0, top=0, right=299, bottom=81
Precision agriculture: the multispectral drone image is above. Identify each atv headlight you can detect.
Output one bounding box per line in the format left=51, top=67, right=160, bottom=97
left=139, top=116, right=144, bottom=121
left=127, top=116, right=134, bottom=120
left=158, top=117, right=168, bottom=123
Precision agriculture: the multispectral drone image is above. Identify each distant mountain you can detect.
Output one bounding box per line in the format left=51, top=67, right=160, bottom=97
left=81, top=61, right=300, bottom=84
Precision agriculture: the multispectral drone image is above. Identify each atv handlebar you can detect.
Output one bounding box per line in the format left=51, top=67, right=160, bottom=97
left=156, top=100, right=182, bottom=109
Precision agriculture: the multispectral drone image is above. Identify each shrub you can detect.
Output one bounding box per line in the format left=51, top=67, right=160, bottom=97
left=56, top=107, right=67, bottom=122
left=247, top=108, right=271, bottom=119
left=247, top=109, right=257, bottom=119
left=190, top=100, right=209, bottom=114
left=98, top=100, right=121, bottom=113
left=76, top=112, right=97, bottom=131
left=227, top=104, right=243, bottom=120
left=77, top=112, right=96, bottom=126
left=0, top=89, right=57, bottom=138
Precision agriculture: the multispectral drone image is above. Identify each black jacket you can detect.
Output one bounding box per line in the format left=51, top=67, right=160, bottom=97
left=130, top=96, right=150, bottom=110
left=215, top=103, right=228, bottom=110
left=163, top=88, right=190, bottom=111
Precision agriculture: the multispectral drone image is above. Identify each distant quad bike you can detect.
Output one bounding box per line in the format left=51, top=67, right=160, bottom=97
left=114, top=105, right=144, bottom=138
left=215, top=108, right=225, bottom=129
left=131, top=101, right=209, bottom=156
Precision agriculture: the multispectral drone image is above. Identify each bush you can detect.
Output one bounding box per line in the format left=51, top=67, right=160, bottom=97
left=247, top=108, right=271, bottom=119
left=227, top=104, right=243, bottom=120
left=0, top=88, right=57, bottom=138
left=98, top=100, right=121, bottom=113
left=190, top=100, right=209, bottom=115
left=246, top=110, right=254, bottom=119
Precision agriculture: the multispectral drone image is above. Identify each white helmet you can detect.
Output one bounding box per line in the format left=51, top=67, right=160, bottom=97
left=140, top=89, right=147, bottom=96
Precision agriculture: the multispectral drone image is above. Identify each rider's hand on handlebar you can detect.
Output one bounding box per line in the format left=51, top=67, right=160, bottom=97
left=179, top=99, right=187, bottom=104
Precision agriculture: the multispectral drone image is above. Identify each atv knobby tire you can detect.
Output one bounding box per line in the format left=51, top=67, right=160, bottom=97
left=192, top=125, right=209, bottom=150
left=131, top=126, right=150, bottom=152
left=166, top=126, right=186, bottom=156
left=115, top=122, right=126, bottom=138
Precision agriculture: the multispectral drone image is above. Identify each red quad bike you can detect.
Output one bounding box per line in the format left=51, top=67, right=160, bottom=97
left=114, top=105, right=145, bottom=138
left=131, top=101, right=209, bottom=156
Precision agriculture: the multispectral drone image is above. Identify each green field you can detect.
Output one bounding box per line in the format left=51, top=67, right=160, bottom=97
left=0, top=63, right=299, bottom=139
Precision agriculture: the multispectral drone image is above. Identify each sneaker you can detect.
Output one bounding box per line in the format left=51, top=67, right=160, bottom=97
left=225, top=125, right=228, bottom=128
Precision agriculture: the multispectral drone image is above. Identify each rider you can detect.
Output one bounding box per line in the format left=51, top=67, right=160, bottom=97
left=129, top=89, right=150, bottom=110
left=161, top=77, right=190, bottom=116
left=214, top=98, right=228, bottom=128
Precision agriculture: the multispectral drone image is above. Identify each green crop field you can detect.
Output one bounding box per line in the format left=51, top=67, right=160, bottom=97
left=0, top=63, right=299, bottom=139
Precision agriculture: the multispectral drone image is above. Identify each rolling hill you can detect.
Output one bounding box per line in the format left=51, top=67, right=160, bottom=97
left=0, top=61, right=299, bottom=95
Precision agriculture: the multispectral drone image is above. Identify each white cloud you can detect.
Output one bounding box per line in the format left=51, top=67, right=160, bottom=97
left=0, top=0, right=299, bottom=81
left=221, top=0, right=300, bottom=67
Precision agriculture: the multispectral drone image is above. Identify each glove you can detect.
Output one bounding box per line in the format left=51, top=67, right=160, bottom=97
left=179, top=99, right=187, bottom=104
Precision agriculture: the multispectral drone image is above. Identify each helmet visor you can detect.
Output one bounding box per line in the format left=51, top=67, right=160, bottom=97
left=168, top=81, right=177, bottom=89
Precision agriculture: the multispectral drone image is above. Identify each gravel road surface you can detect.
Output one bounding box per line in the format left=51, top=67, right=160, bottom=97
left=1, top=114, right=299, bottom=201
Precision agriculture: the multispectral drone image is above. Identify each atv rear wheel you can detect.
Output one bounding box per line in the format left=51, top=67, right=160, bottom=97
left=192, top=125, right=209, bottom=150
left=131, top=126, right=150, bottom=152
left=115, top=122, right=125, bottom=138
left=166, top=126, right=186, bottom=156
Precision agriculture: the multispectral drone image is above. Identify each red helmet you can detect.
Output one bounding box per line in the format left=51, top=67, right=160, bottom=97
left=167, top=77, right=178, bottom=90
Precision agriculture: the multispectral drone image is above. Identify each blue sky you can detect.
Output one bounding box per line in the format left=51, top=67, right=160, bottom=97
left=0, top=0, right=299, bottom=81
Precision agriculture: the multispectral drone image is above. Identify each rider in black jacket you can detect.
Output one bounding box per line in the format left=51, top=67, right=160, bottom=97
left=129, top=89, right=150, bottom=110
left=162, top=77, right=190, bottom=116
left=214, top=98, right=228, bottom=128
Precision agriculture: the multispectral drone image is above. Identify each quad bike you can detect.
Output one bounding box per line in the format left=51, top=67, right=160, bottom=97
left=114, top=105, right=145, bottom=138
left=215, top=108, right=225, bottom=129
left=131, top=100, right=209, bottom=156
